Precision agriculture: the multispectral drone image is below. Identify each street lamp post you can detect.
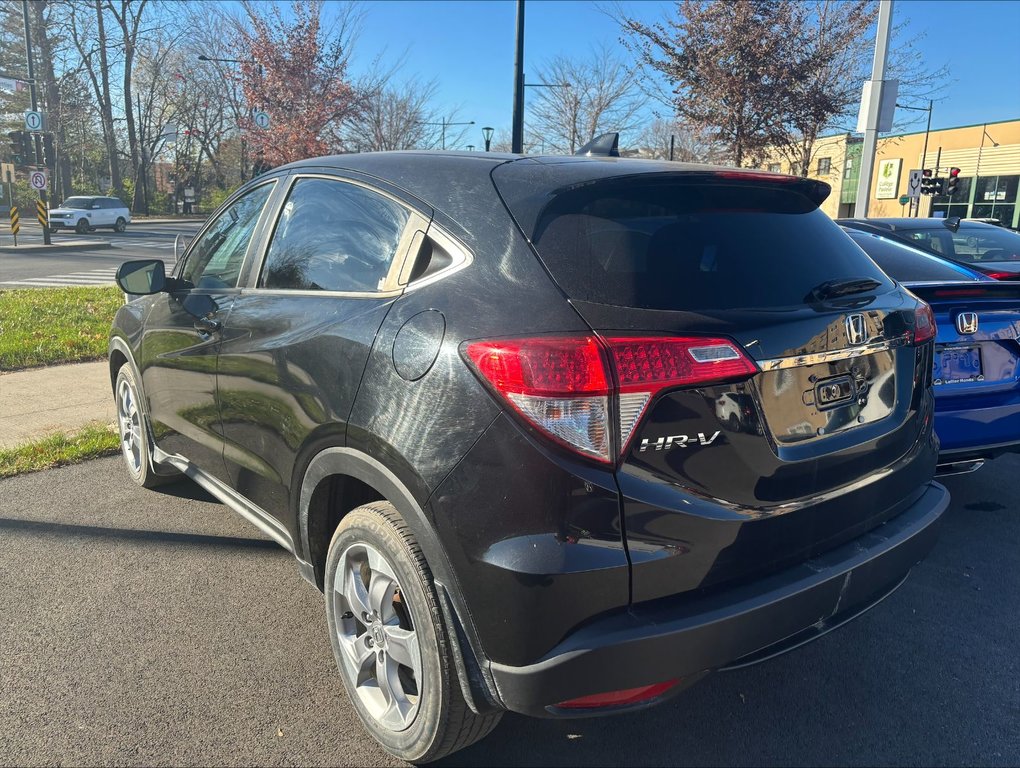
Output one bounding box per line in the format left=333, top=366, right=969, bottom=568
left=482, top=126, right=494, bottom=152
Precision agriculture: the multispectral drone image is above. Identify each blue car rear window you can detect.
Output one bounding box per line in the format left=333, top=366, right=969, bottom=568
left=846, top=231, right=982, bottom=282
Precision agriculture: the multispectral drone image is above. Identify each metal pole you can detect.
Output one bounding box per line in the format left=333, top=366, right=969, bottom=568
left=915, top=100, right=932, bottom=217
left=669, top=134, right=675, bottom=161
left=21, top=0, right=49, bottom=244
left=510, top=0, right=525, bottom=153
left=854, top=0, right=894, bottom=219
left=441, top=118, right=446, bottom=151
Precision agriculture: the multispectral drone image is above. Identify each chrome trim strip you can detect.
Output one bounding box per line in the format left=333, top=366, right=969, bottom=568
left=757, top=336, right=910, bottom=371
left=153, top=446, right=294, bottom=553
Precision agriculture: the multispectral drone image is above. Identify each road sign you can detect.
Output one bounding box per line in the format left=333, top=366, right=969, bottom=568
left=253, top=110, right=270, bottom=130
left=29, top=169, right=47, bottom=190
left=907, top=169, right=923, bottom=199
left=24, top=110, right=43, bottom=132
left=36, top=199, right=48, bottom=228
left=899, top=194, right=910, bottom=205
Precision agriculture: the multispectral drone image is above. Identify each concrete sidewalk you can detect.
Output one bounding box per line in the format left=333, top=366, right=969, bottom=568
left=0, top=361, right=114, bottom=450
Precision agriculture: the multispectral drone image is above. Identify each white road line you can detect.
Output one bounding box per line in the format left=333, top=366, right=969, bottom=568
left=1, top=268, right=119, bottom=288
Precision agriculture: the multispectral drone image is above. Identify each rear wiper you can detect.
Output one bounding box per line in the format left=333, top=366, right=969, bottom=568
left=805, top=277, right=882, bottom=303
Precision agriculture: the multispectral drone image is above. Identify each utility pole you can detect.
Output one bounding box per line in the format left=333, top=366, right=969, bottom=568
left=854, top=0, right=894, bottom=219
left=21, top=0, right=50, bottom=244
left=510, top=0, right=525, bottom=153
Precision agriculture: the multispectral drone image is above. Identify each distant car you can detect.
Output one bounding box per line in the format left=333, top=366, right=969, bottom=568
left=839, top=217, right=1020, bottom=279
left=49, top=196, right=131, bottom=234
left=845, top=227, right=1020, bottom=472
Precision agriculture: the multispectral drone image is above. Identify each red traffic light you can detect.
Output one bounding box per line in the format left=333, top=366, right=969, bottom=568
left=949, top=167, right=961, bottom=177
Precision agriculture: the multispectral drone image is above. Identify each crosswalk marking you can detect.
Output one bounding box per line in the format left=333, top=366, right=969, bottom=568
left=1, top=267, right=119, bottom=288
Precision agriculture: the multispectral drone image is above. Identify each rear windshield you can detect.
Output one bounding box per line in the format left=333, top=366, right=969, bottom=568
left=846, top=230, right=981, bottom=282
left=519, top=179, right=893, bottom=311
left=892, top=224, right=1020, bottom=264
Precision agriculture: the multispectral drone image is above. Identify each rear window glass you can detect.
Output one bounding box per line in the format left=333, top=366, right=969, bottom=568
left=524, top=180, right=893, bottom=310
left=846, top=231, right=980, bottom=282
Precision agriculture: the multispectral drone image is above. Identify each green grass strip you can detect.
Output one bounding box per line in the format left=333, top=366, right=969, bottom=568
left=0, top=286, right=123, bottom=371
left=0, top=422, right=120, bottom=478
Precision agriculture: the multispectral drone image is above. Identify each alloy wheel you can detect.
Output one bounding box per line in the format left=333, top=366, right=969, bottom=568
left=333, top=541, right=423, bottom=732
left=116, top=377, right=143, bottom=475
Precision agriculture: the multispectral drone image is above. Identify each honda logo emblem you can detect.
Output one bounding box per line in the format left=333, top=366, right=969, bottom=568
left=956, top=312, right=978, bottom=335
left=845, top=314, right=868, bottom=345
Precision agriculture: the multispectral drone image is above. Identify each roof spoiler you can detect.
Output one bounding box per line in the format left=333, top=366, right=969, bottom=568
left=575, top=132, right=620, bottom=158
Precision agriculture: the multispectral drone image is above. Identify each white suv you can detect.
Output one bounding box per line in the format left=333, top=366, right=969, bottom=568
left=49, top=196, right=131, bottom=234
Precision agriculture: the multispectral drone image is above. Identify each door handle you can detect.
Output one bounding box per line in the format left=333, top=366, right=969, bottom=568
left=194, top=315, right=221, bottom=334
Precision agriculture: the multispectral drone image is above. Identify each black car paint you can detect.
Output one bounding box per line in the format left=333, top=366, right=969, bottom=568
left=110, top=152, right=946, bottom=715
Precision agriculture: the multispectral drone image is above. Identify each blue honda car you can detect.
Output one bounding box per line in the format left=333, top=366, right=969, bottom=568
left=845, top=228, right=1020, bottom=473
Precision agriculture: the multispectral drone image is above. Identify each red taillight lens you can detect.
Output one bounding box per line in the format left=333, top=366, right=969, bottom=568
left=984, top=271, right=1016, bottom=280
left=463, top=335, right=758, bottom=462
left=556, top=679, right=681, bottom=710
left=914, top=303, right=937, bottom=343
left=465, top=337, right=612, bottom=462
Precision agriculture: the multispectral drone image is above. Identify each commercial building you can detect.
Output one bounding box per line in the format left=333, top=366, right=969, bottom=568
left=765, top=117, right=1020, bottom=226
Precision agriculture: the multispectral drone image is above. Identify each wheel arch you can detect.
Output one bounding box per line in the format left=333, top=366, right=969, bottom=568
left=299, top=446, right=502, bottom=712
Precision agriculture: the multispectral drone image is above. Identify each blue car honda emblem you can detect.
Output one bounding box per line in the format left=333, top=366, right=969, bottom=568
left=956, top=312, right=978, bottom=335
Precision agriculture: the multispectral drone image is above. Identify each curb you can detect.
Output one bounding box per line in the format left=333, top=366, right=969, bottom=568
left=0, top=240, right=113, bottom=253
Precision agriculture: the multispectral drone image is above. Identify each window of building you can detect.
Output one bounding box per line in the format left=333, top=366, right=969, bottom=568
left=816, top=157, right=831, bottom=175
left=843, top=157, right=854, bottom=178
left=971, top=175, right=1018, bottom=227
left=768, top=163, right=781, bottom=173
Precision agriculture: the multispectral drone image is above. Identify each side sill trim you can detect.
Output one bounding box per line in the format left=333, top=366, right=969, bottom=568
left=153, top=447, right=295, bottom=553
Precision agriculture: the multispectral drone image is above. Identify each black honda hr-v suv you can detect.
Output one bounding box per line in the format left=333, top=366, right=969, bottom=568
left=110, top=151, right=948, bottom=762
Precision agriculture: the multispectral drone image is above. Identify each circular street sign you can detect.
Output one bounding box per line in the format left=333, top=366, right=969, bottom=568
left=899, top=194, right=910, bottom=205
left=253, top=111, right=270, bottom=130
left=29, top=170, right=47, bottom=190
left=24, top=111, right=43, bottom=132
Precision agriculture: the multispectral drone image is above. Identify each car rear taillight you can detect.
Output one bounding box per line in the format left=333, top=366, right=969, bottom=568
left=463, top=335, right=758, bottom=463
left=913, top=303, right=937, bottom=343
left=984, top=271, right=1017, bottom=280
left=556, top=679, right=681, bottom=710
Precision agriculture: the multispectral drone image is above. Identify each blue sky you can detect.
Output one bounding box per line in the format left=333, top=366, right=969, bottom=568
left=343, top=0, right=1020, bottom=149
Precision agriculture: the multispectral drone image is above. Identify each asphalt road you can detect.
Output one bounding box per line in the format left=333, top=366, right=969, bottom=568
left=0, top=221, right=204, bottom=286
left=2, top=456, right=1018, bottom=767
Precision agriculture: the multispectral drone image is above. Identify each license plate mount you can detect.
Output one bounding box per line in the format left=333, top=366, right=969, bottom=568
left=934, top=345, right=983, bottom=385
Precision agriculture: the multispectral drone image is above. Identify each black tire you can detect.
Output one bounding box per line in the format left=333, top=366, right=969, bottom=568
left=324, top=502, right=501, bottom=763
left=50, top=226, right=60, bottom=233
left=114, top=217, right=127, bottom=232
left=114, top=363, right=177, bottom=488
left=75, top=217, right=90, bottom=234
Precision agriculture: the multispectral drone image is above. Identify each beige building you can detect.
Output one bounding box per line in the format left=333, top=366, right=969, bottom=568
left=764, top=117, right=1020, bottom=227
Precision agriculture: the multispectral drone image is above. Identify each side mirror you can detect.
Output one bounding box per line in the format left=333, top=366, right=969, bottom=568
left=116, top=259, right=166, bottom=295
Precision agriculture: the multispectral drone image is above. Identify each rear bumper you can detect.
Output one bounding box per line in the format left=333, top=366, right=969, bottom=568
left=489, top=481, right=948, bottom=717
left=935, top=396, right=1020, bottom=460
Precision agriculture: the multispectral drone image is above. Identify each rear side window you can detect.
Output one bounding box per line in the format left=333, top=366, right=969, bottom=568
left=259, top=177, right=409, bottom=293
left=525, top=180, right=893, bottom=310
left=846, top=231, right=980, bottom=282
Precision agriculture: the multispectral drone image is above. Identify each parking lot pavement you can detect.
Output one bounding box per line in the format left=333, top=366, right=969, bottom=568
left=2, top=456, right=1018, bottom=767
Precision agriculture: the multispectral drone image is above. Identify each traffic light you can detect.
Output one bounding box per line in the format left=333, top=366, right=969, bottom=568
left=946, top=167, right=962, bottom=197
left=42, top=133, right=54, bottom=169
left=920, top=168, right=936, bottom=195
left=6, top=130, right=29, bottom=166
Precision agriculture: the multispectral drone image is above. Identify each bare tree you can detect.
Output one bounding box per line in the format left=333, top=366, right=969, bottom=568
left=342, top=74, right=446, bottom=151
left=106, top=0, right=149, bottom=209
left=529, top=43, right=646, bottom=154
left=634, top=117, right=725, bottom=163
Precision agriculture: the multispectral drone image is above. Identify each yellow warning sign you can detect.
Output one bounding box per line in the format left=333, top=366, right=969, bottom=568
left=36, top=199, right=47, bottom=228
left=10, top=205, right=20, bottom=235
